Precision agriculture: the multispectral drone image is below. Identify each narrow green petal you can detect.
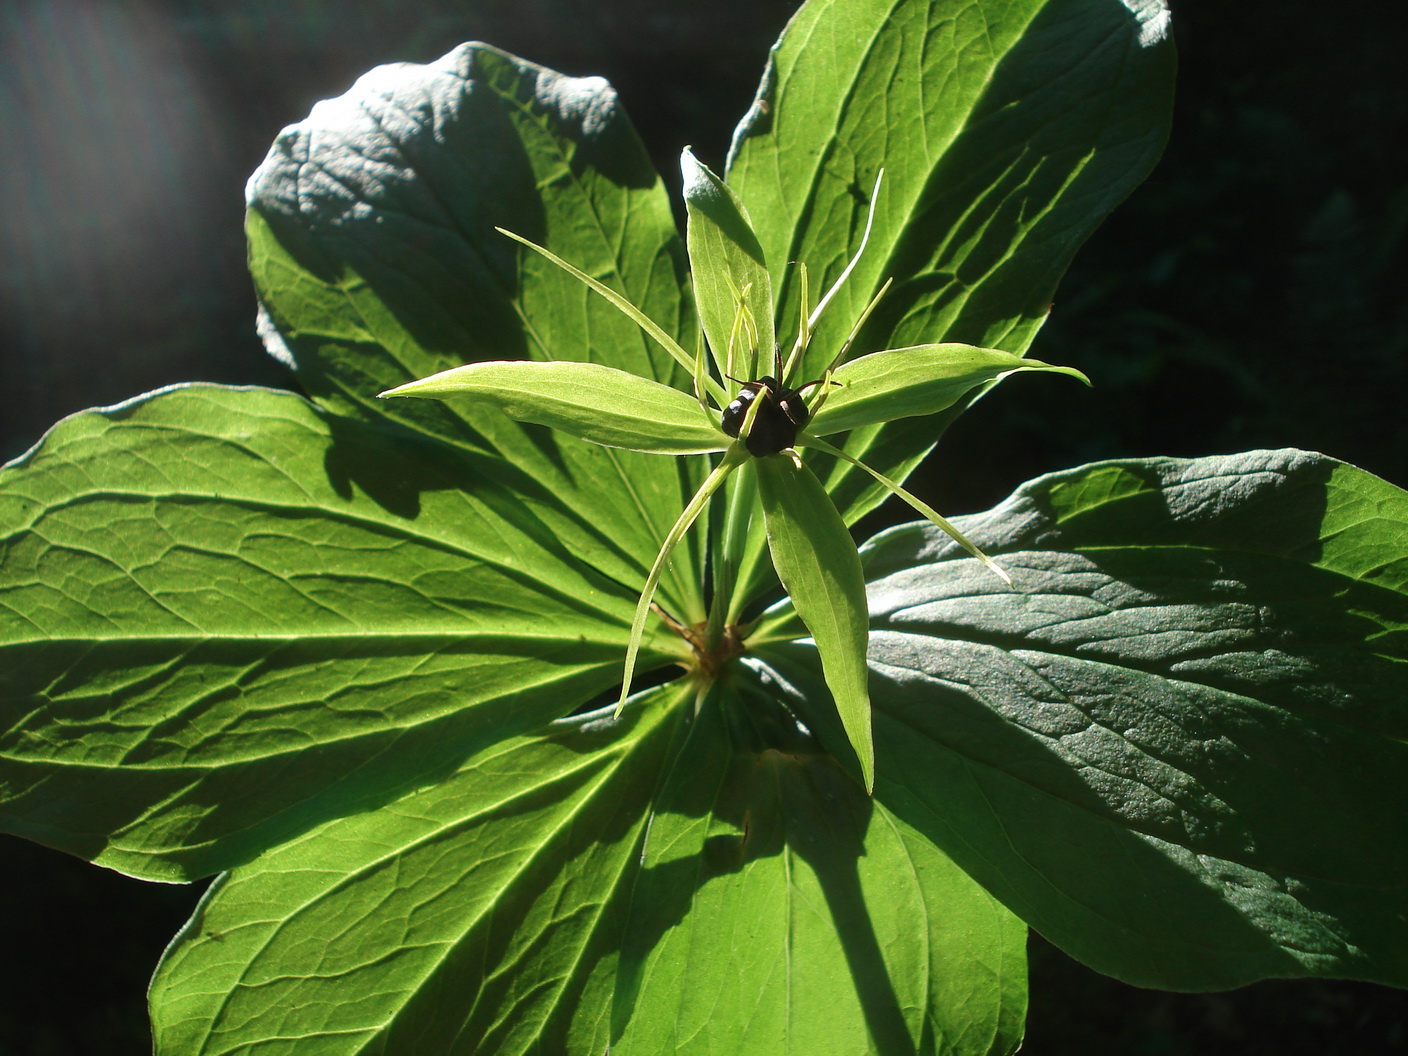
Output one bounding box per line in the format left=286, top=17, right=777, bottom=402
left=497, top=227, right=729, bottom=408
left=382, top=360, right=726, bottom=454
left=799, top=433, right=1011, bottom=585
left=755, top=453, right=874, bottom=791
left=618, top=446, right=749, bottom=714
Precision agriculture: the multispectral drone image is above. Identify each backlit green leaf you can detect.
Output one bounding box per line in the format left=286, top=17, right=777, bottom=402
left=613, top=689, right=1028, bottom=1055
left=0, top=386, right=667, bottom=881
left=151, top=684, right=1029, bottom=1056
left=150, top=687, right=691, bottom=1056
left=246, top=41, right=708, bottom=623
left=728, top=0, right=1175, bottom=523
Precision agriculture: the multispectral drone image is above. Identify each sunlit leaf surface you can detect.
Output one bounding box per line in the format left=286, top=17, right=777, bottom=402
left=728, top=0, right=1175, bottom=522
left=14, top=3, right=1403, bottom=1054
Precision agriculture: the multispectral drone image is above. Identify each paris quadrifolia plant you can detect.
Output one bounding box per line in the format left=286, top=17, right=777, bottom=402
left=382, top=154, right=1088, bottom=787
left=3, top=0, right=1406, bottom=1052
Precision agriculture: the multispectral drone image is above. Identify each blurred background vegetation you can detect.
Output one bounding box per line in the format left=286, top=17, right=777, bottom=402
left=1, top=0, right=1404, bottom=1051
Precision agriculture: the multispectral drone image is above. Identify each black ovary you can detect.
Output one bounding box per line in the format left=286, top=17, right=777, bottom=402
left=720, top=376, right=810, bottom=457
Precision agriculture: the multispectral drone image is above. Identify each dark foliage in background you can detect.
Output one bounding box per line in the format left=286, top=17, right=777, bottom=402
left=1, top=0, right=1404, bottom=1051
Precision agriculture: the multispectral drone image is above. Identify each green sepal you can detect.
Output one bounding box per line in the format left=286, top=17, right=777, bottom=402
left=808, top=344, right=1089, bottom=437
left=681, top=148, right=775, bottom=380
left=382, top=360, right=727, bottom=454
left=755, top=453, right=874, bottom=792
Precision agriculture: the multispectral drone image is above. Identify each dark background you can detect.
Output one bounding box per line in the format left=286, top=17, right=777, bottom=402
left=1, top=0, right=1405, bottom=1052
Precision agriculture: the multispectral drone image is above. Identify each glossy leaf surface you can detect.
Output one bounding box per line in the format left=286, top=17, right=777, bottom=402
left=246, top=41, right=708, bottom=622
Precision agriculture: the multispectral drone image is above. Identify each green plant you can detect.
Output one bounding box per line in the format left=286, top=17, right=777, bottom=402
left=2, top=0, right=1405, bottom=1052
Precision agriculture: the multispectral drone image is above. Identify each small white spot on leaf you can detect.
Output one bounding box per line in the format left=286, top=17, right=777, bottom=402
left=534, top=71, right=617, bottom=138
left=255, top=302, right=295, bottom=368
left=1120, top=0, right=1171, bottom=47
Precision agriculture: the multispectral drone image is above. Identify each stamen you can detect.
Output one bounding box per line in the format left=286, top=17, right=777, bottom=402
left=807, top=169, right=885, bottom=334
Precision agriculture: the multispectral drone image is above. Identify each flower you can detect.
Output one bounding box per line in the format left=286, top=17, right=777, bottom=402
left=381, top=152, right=1085, bottom=789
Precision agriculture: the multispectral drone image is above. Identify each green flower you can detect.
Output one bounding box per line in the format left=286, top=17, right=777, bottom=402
left=382, top=150, right=1085, bottom=790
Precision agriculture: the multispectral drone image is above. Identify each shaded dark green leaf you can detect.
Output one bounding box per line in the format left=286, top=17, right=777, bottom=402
left=841, top=450, right=1408, bottom=990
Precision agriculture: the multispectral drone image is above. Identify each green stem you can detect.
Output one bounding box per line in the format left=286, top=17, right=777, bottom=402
left=617, top=444, right=748, bottom=715
left=724, top=512, right=773, bottom=627
left=706, top=459, right=758, bottom=647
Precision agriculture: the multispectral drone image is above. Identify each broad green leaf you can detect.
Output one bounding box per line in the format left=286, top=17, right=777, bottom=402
left=150, top=687, right=691, bottom=1056
left=835, top=450, right=1407, bottom=991
left=613, top=689, right=1028, bottom=1056
left=807, top=344, right=1088, bottom=436
left=756, top=453, right=873, bottom=790
left=681, top=148, right=775, bottom=380
left=728, top=0, right=1175, bottom=523
left=0, top=386, right=674, bottom=881
left=383, top=360, right=726, bottom=454
left=151, top=684, right=1027, bottom=1056
left=246, top=41, right=707, bottom=623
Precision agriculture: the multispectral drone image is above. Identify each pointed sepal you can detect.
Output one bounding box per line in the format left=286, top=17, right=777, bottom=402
left=381, top=360, right=727, bottom=454
left=808, top=343, right=1089, bottom=436
left=681, top=148, right=775, bottom=380
left=755, top=452, right=874, bottom=791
